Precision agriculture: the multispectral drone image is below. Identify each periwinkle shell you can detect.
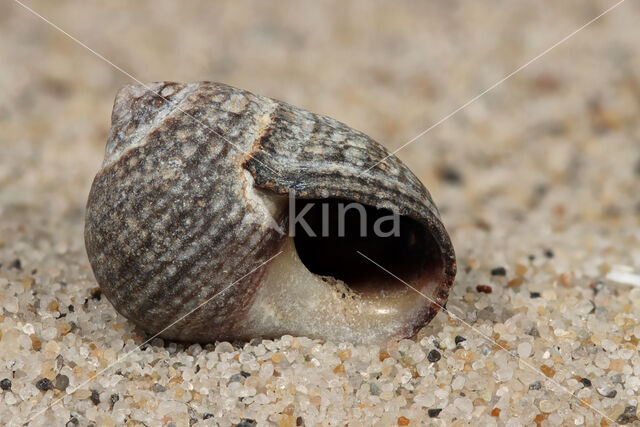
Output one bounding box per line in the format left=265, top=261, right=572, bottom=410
left=85, top=81, right=456, bottom=344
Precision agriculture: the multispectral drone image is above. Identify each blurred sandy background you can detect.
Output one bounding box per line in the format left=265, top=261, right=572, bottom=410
left=1, top=1, right=640, bottom=426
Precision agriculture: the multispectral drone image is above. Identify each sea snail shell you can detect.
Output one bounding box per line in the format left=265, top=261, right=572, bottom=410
left=85, top=82, right=456, bottom=344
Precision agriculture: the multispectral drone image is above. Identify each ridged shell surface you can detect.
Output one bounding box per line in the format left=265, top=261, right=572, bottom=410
left=85, top=81, right=456, bottom=343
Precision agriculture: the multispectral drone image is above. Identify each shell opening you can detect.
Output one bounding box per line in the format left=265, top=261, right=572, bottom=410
left=242, top=195, right=448, bottom=343
left=292, top=198, right=445, bottom=298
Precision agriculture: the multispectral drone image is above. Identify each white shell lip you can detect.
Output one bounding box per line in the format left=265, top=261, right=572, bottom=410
left=241, top=237, right=444, bottom=344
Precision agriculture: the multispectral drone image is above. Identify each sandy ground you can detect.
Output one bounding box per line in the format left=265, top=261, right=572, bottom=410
left=1, top=0, right=640, bottom=425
